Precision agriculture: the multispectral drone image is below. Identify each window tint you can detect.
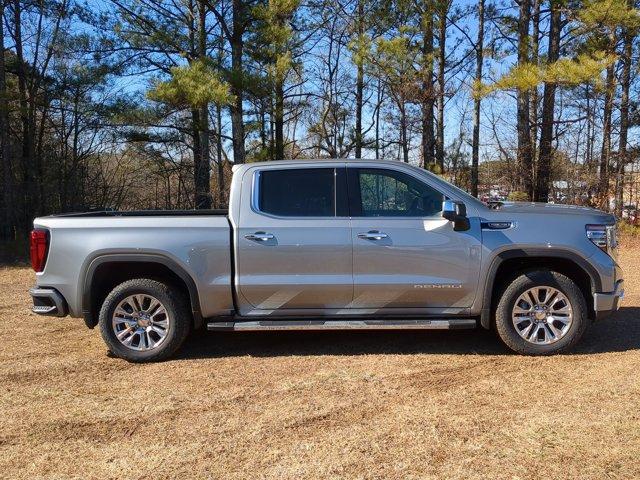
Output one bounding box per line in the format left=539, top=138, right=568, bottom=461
left=355, top=168, right=444, bottom=217
left=259, top=168, right=335, bottom=217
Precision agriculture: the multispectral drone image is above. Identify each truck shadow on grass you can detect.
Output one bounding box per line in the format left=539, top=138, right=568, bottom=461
left=177, top=307, right=640, bottom=359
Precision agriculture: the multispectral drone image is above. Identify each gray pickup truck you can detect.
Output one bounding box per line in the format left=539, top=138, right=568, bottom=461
left=29, top=159, right=624, bottom=361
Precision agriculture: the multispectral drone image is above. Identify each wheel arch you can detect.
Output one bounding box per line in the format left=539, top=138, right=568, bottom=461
left=480, top=248, right=600, bottom=329
left=81, top=254, right=203, bottom=330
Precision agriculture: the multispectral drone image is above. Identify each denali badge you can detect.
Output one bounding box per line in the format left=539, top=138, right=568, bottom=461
left=414, top=284, right=463, bottom=289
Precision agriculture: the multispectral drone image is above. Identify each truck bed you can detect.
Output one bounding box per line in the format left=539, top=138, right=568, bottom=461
left=33, top=212, right=233, bottom=320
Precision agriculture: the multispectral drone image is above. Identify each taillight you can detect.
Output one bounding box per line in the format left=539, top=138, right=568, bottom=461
left=30, top=229, right=49, bottom=272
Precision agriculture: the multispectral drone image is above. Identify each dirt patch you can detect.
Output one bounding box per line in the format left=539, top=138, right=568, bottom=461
left=1, top=250, right=639, bottom=479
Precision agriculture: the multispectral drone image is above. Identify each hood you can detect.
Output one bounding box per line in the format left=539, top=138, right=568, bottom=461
left=489, top=202, right=615, bottom=222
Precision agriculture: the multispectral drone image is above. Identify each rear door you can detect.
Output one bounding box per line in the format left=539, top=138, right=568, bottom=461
left=348, top=166, right=481, bottom=311
left=235, top=165, right=353, bottom=313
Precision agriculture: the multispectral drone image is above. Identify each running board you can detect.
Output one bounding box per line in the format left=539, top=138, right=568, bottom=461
left=206, top=319, right=477, bottom=331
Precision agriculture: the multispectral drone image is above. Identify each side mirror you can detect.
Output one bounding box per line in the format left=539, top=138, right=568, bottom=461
left=442, top=200, right=470, bottom=232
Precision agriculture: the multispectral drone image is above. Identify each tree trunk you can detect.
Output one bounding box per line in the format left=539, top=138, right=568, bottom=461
left=400, top=103, right=409, bottom=163
left=216, top=104, right=225, bottom=207
left=196, top=103, right=212, bottom=208
left=274, top=79, right=285, bottom=159
left=534, top=0, right=560, bottom=203
left=615, top=18, right=633, bottom=218
left=13, top=0, right=34, bottom=231
left=435, top=1, right=448, bottom=172
left=599, top=60, right=615, bottom=209
left=529, top=0, right=540, bottom=172
left=230, top=0, right=246, bottom=164
left=471, top=0, right=484, bottom=198
left=584, top=84, right=592, bottom=168
left=191, top=108, right=205, bottom=208
left=269, top=95, right=275, bottom=158
left=0, top=0, right=13, bottom=240
left=516, top=0, right=533, bottom=199
left=375, top=78, right=381, bottom=160
left=214, top=28, right=226, bottom=207
left=354, top=0, right=364, bottom=158
left=195, top=2, right=211, bottom=209
left=421, top=6, right=435, bottom=169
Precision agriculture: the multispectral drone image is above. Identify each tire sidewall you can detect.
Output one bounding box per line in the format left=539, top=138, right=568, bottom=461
left=99, top=279, right=188, bottom=362
left=495, top=270, right=588, bottom=355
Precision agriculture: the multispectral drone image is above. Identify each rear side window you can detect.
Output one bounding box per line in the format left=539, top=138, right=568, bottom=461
left=258, top=168, right=335, bottom=217
left=351, top=168, right=444, bottom=217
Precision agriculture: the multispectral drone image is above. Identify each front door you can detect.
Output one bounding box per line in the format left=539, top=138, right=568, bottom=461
left=236, top=166, right=353, bottom=313
left=348, top=167, right=481, bottom=311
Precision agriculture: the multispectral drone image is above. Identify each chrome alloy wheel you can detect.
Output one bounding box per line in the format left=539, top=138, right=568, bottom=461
left=511, top=286, right=573, bottom=345
left=112, top=294, right=170, bottom=351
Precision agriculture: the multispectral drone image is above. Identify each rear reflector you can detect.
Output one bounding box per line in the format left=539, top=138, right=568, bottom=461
left=30, top=229, right=49, bottom=272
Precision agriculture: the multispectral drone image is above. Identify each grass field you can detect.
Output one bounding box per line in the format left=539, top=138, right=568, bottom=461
left=1, top=248, right=639, bottom=479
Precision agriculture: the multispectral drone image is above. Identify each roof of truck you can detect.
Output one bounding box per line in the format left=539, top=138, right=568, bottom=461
left=231, top=158, right=417, bottom=172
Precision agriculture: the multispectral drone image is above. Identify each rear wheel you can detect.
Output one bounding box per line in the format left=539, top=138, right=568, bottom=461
left=99, top=278, right=191, bottom=362
left=495, top=270, right=588, bottom=355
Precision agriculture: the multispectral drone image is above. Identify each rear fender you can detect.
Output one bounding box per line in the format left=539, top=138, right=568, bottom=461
left=81, top=253, right=202, bottom=329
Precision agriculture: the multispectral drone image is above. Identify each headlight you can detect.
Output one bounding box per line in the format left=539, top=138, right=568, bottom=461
left=586, top=224, right=617, bottom=254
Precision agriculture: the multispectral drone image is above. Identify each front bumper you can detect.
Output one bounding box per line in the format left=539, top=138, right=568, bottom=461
left=593, top=280, right=624, bottom=320
left=29, top=287, right=68, bottom=317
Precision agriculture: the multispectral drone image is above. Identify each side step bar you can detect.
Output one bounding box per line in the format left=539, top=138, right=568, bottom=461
left=207, top=318, right=477, bottom=331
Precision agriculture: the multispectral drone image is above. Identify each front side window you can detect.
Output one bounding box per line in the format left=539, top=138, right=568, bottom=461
left=354, top=168, right=444, bottom=217
left=258, top=168, right=335, bottom=217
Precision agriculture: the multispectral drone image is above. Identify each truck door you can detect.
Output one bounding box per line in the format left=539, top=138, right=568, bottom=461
left=348, top=166, right=481, bottom=311
left=235, top=166, right=353, bottom=312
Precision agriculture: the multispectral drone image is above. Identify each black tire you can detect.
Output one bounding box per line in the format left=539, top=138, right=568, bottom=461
left=99, top=278, right=191, bottom=362
left=494, top=270, right=588, bottom=355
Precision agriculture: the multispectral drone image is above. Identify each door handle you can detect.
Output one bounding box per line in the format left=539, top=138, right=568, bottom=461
left=245, top=232, right=275, bottom=242
left=357, top=230, right=388, bottom=240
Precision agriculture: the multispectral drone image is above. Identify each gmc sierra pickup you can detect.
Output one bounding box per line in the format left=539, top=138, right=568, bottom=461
left=30, top=159, right=624, bottom=362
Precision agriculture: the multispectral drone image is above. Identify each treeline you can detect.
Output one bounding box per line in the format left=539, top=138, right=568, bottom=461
left=1, top=0, right=639, bottom=241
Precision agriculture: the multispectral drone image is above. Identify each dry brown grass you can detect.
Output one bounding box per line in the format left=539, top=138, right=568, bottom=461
left=1, top=249, right=639, bottom=480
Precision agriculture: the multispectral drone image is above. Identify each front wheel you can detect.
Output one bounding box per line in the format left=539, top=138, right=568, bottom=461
left=494, top=270, right=588, bottom=355
left=98, top=278, right=191, bottom=362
